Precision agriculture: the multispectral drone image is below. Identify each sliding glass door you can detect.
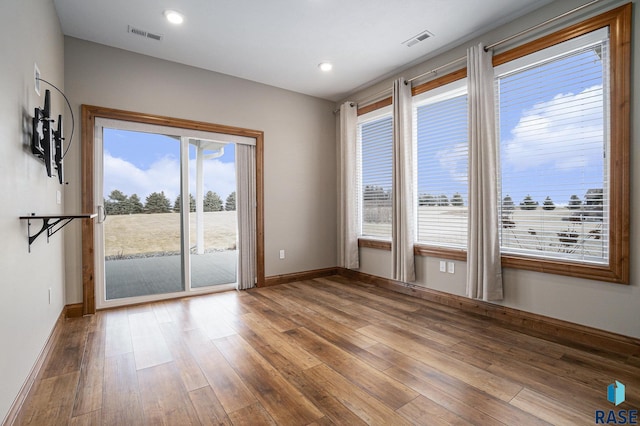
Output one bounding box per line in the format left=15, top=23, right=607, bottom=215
left=188, top=141, right=238, bottom=288
left=94, top=119, right=245, bottom=308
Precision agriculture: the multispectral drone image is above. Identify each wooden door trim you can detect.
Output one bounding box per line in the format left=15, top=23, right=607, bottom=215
left=81, top=105, right=265, bottom=315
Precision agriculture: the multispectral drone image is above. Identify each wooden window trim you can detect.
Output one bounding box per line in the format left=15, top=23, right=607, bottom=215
left=357, top=97, right=392, bottom=116
left=411, top=5, right=629, bottom=284
left=81, top=105, right=265, bottom=315
left=413, top=244, right=467, bottom=262
left=493, top=3, right=631, bottom=284
left=358, top=238, right=391, bottom=251
left=358, top=4, right=630, bottom=284
left=411, top=68, right=467, bottom=97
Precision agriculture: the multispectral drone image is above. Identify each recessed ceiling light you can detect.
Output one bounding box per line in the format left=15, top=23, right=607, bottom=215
left=164, top=10, right=184, bottom=24
left=318, top=62, right=333, bottom=72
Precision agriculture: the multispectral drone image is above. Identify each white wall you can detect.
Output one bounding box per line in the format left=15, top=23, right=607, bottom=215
left=0, top=0, right=65, bottom=421
left=344, top=0, right=640, bottom=339
left=62, top=37, right=338, bottom=303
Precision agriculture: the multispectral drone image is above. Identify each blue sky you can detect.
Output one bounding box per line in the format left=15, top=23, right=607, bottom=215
left=103, top=129, right=237, bottom=203
left=361, top=45, right=605, bottom=208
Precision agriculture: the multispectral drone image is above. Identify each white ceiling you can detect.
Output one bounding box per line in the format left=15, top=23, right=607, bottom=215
left=53, top=0, right=554, bottom=101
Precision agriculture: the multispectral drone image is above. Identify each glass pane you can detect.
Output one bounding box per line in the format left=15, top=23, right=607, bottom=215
left=103, top=129, right=184, bottom=299
left=416, top=93, right=468, bottom=248
left=188, top=141, right=238, bottom=288
left=359, top=115, right=393, bottom=239
left=498, top=42, right=608, bottom=264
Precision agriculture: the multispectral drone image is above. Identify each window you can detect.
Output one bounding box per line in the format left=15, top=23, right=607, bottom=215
left=496, top=29, right=609, bottom=265
left=414, top=79, right=468, bottom=249
left=492, top=4, right=630, bottom=283
left=357, top=107, right=393, bottom=240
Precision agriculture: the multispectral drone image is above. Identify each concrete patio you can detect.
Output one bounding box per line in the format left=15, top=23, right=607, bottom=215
left=105, top=250, right=237, bottom=300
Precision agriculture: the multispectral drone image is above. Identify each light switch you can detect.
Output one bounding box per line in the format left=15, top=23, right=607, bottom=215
left=439, top=260, right=446, bottom=273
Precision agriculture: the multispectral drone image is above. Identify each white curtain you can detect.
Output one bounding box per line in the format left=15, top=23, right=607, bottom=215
left=338, top=101, right=359, bottom=269
left=466, top=44, right=503, bottom=301
left=236, top=143, right=256, bottom=290
left=391, top=78, right=416, bottom=282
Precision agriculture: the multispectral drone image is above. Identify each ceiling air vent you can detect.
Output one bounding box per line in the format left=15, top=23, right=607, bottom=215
left=402, top=30, right=433, bottom=47
left=128, top=25, right=163, bottom=41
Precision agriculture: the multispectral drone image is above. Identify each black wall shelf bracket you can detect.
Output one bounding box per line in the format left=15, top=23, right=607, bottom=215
left=19, top=213, right=97, bottom=252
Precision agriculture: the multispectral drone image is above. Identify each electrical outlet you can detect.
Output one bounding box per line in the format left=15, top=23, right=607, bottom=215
left=56, top=190, right=61, bottom=205
left=34, top=63, right=41, bottom=95
left=439, top=260, right=446, bottom=273
left=447, top=261, right=455, bottom=274
left=279, top=249, right=285, bottom=259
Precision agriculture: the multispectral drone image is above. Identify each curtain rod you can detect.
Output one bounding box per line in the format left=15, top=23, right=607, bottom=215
left=485, top=0, right=601, bottom=50
left=336, top=0, right=604, bottom=113
left=408, top=0, right=602, bottom=83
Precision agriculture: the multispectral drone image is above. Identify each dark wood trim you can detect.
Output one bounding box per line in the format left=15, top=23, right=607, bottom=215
left=358, top=238, right=391, bottom=251
left=2, top=310, right=65, bottom=425
left=359, top=240, right=470, bottom=262
left=493, top=4, right=631, bottom=67
left=411, top=68, right=467, bottom=97
left=263, top=267, right=340, bottom=287
left=357, top=97, right=392, bottom=116
left=65, top=303, right=83, bottom=319
left=81, top=105, right=266, bottom=313
left=337, top=268, right=640, bottom=355
left=413, top=244, right=467, bottom=261
left=493, top=3, right=631, bottom=284
left=81, top=106, right=96, bottom=315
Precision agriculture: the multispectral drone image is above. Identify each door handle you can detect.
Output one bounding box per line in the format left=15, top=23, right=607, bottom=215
left=97, top=205, right=107, bottom=223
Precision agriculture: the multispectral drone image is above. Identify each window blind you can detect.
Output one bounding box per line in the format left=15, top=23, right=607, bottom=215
left=496, top=29, right=609, bottom=264
left=357, top=111, right=393, bottom=239
left=414, top=84, right=468, bottom=248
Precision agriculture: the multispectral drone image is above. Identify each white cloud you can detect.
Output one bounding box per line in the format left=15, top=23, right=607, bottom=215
left=502, top=85, right=604, bottom=171
left=436, top=142, right=468, bottom=183
left=104, top=152, right=236, bottom=203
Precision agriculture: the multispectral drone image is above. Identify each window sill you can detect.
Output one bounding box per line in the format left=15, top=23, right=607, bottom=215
left=359, top=241, right=627, bottom=284
left=358, top=238, right=391, bottom=251
left=413, top=244, right=467, bottom=261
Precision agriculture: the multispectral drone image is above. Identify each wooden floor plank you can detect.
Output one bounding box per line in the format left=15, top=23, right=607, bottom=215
left=69, top=409, right=102, bottom=426
left=397, top=395, right=472, bottom=426
left=188, top=386, right=233, bottom=426
left=158, top=321, right=209, bottom=391
left=284, top=327, right=418, bottom=409
left=101, top=352, right=145, bottom=425
left=40, top=318, right=88, bottom=379
left=128, top=310, right=173, bottom=370
left=137, top=362, right=202, bottom=425
left=71, top=330, right=105, bottom=417
left=510, top=387, right=593, bottom=425
left=103, top=309, right=134, bottom=358
left=190, top=339, right=257, bottom=415
left=358, top=324, right=522, bottom=402
left=303, top=364, right=413, bottom=425
left=16, top=371, right=79, bottom=425
left=286, top=370, right=369, bottom=426
left=15, top=275, right=635, bottom=425
left=214, top=334, right=324, bottom=425
left=231, top=312, right=322, bottom=371
left=227, top=402, right=278, bottom=426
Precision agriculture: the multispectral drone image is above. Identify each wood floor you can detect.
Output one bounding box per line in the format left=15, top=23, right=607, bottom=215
left=14, top=276, right=640, bottom=425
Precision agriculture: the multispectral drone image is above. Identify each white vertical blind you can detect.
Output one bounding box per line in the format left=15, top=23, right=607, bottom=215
left=414, top=83, right=468, bottom=248
left=496, top=29, right=609, bottom=264
left=357, top=108, right=393, bottom=239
